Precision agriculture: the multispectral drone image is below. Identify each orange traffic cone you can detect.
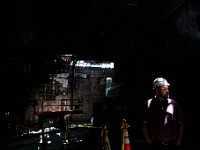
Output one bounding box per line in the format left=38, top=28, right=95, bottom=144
left=121, top=119, right=131, bottom=150
left=101, top=124, right=111, bottom=150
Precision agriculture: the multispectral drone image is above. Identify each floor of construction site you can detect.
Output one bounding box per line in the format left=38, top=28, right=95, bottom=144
left=2, top=122, right=200, bottom=150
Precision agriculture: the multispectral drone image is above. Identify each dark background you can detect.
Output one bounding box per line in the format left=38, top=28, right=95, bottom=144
left=0, top=0, right=200, bottom=147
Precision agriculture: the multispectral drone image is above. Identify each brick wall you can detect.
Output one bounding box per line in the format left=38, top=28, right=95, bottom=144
left=25, top=62, right=114, bottom=126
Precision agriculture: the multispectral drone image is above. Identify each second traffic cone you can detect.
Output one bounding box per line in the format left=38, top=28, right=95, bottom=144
left=121, top=119, right=131, bottom=150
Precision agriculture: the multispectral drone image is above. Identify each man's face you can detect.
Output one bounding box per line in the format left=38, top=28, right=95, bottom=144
left=156, top=85, right=169, bottom=99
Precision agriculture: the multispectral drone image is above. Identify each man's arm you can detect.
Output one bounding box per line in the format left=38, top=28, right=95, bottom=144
left=176, top=121, right=184, bottom=145
left=142, top=121, right=152, bottom=145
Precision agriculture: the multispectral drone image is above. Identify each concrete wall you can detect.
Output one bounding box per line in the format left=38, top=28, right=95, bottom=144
left=25, top=62, right=114, bottom=126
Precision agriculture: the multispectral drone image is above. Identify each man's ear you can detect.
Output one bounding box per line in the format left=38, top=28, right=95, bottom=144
left=155, top=88, right=159, bottom=93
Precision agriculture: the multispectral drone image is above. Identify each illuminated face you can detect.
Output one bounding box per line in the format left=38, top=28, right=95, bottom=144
left=156, top=85, right=169, bottom=99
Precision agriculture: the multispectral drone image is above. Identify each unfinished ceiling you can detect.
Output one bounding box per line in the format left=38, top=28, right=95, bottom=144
left=0, top=0, right=190, bottom=61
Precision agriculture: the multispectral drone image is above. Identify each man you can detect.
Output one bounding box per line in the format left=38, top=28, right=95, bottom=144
left=142, top=77, right=184, bottom=150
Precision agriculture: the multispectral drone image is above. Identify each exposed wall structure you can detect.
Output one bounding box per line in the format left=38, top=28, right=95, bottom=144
left=25, top=55, right=115, bottom=128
